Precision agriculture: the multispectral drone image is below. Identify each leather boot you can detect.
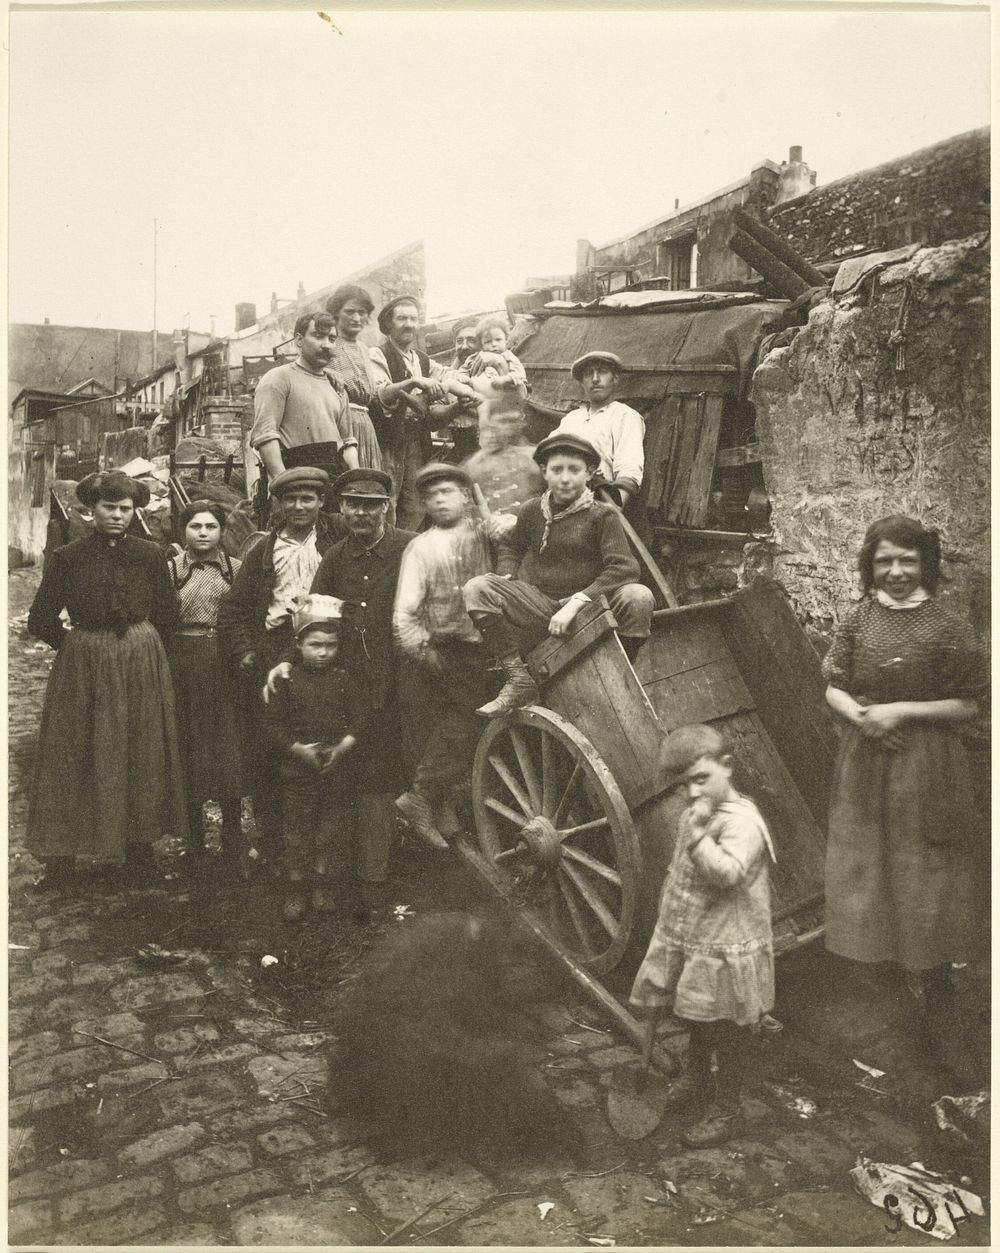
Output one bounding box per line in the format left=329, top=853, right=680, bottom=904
left=681, top=1023, right=747, bottom=1148
left=395, top=790, right=449, bottom=850
left=664, top=1020, right=716, bottom=1110
left=476, top=654, right=537, bottom=718
left=434, top=795, right=462, bottom=839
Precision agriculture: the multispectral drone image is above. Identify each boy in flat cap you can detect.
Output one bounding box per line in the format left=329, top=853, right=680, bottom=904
left=263, top=595, right=369, bottom=922
left=556, top=351, right=645, bottom=507
left=263, top=467, right=417, bottom=920
left=250, top=311, right=360, bottom=487
left=392, top=463, right=502, bottom=848
left=464, top=432, right=654, bottom=716
left=218, top=467, right=342, bottom=862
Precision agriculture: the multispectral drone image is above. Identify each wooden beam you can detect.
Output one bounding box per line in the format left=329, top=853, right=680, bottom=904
left=734, top=207, right=828, bottom=288
left=727, top=228, right=811, bottom=300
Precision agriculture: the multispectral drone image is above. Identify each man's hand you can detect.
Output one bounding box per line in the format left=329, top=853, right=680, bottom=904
left=290, top=742, right=324, bottom=772
left=548, top=600, right=583, bottom=637
left=416, top=377, right=446, bottom=403
left=262, top=661, right=292, bottom=704
left=239, top=651, right=257, bottom=674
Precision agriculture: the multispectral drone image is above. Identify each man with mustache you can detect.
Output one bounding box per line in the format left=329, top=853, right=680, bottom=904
left=250, top=310, right=360, bottom=487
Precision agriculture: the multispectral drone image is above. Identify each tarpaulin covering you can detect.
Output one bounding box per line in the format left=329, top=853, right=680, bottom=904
left=517, top=301, right=787, bottom=411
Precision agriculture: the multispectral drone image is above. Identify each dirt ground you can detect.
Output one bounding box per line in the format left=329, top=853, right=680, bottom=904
left=8, top=565, right=990, bottom=1246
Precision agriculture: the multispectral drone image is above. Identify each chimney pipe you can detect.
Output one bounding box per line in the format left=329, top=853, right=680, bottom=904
left=789, top=145, right=803, bottom=164
left=674, top=198, right=679, bottom=210
left=270, top=291, right=279, bottom=314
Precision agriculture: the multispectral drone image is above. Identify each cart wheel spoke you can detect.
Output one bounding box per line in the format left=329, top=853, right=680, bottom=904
left=560, top=841, right=622, bottom=888
left=554, top=869, right=598, bottom=958
left=557, top=816, right=610, bottom=842
left=560, top=860, right=619, bottom=940
left=552, top=762, right=583, bottom=827
left=483, top=795, right=527, bottom=828
left=487, top=753, right=534, bottom=820
left=509, top=728, right=542, bottom=815
left=540, top=729, right=559, bottom=818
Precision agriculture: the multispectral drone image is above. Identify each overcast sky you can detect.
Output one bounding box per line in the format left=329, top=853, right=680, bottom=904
left=8, top=7, right=990, bottom=334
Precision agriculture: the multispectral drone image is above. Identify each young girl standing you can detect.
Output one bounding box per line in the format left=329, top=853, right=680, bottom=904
left=630, top=724, right=775, bottom=1148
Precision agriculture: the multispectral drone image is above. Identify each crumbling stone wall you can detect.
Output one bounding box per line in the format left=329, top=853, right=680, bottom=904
left=749, top=233, right=990, bottom=647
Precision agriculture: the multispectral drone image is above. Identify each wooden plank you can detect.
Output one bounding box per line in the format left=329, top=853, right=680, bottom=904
left=715, top=443, right=762, bottom=468
left=529, top=607, right=619, bottom=684
left=677, top=394, right=724, bottom=528
left=720, top=580, right=837, bottom=827
left=521, top=362, right=738, bottom=374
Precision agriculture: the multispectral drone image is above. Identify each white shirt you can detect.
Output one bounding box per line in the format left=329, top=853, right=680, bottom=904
left=556, top=399, right=646, bottom=491
left=368, top=344, right=449, bottom=407
left=266, top=529, right=322, bottom=630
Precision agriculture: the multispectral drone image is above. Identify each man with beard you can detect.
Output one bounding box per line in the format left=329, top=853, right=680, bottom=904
left=441, top=317, right=483, bottom=461
left=263, top=469, right=416, bottom=919
left=250, top=310, right=360, bottom=485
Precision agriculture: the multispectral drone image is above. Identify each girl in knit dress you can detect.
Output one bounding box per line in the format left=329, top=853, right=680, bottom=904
left=325, top=285, right=384, bottom=471
left=630, top=724, right=775, bottom=1149
left=822, top=515, right=987, bottom=1011
left=167, top=500, right=247, bottom=868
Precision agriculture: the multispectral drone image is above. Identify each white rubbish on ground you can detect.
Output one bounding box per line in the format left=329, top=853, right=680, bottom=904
left=537, top=1202, right=555, bottom=1220
left=852, top=1058, right=886, bottom=1079
left=850, top=1154, right=984, bottom=1241
left=932, top=1091, right=990, bottom=1148
left=260, top=954, right=280, bottom=969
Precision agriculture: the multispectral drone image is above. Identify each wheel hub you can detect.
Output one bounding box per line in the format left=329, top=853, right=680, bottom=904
left=517, top=816, right=562, bottom=868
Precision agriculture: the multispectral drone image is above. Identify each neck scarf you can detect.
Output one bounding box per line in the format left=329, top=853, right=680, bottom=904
left=875, top=586, right=930, bottom=610
left=538, top=486, right=594, bottom=553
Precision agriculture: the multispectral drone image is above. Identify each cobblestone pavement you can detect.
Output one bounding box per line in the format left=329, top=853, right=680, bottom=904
left=8, top=566, right=990, bottom=1247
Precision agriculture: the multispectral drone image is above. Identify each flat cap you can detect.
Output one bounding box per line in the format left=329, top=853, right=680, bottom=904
left=414, top=461, right=473, bottom=494
left=333, top=468, right=394, bottom=500
left=571, top=350, right=624, bottom=382
left=269, top=466, right=330, bottom=496
left=377, top=294, right=421, bottom=335
left=533, top=431, right=602, bottom=470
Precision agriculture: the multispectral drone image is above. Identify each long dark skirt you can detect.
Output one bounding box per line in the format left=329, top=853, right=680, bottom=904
left=27, top=621, right=189, bottom=864
left=168, top=634, right=247, bottom=803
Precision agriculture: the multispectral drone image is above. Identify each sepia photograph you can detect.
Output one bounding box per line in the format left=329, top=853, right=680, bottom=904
left=7, top=3, right=991, bottom=1246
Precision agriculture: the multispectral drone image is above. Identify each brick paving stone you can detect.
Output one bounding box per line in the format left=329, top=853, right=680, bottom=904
left=37, top=920, right=96, bottom=946
left=9, top=1029, right=63, bottom=1063
left=286, top=1145, right=374, bottom=1189
left=207, top=1104, right=304, bottom=1137
left=70, top=960, right=134, bottom=988
left=11, top=1044, right=114, bottom=1092
left=8, top=1125, right=44, bottom=1175
left=457, top=1197, right=585, bottom=1247
left=270, top=1030, right=337, bottom=1051
left=153, top=1023, right=221, bottom=1053
left=228, top=1015, right=290, bottom=1040
left=30, top=951, right=73, bottom=976
left=33, top=993, right=110, bottom=1030
left=549, top=1075, right=601, bottom=1109
left=157, top=1070, right=246, bottom=1120
left=53, top=1202, right=168, bottom=1246
left=585, top=1044, right=640, bottom=1068
left=257, top=1124, right=317, bottom=1156
left=9, top=970, right=72, bottom=1004
left=776, top=1187, right=911, bottom=1245
left=9, top=1082, right=91, bottom=1122
left=561, top=1169, right=666, bottom=1225
left=176, top=1166, right=285, bottom=1215
left=772, top=1127, right=859, bottom=1178
left=247, top=1051, right=330, bottom=1098
left=548, top=1031, right=606, bottom=1055
left=96, top=1061, right=170, bottom=1092
left=117, top=1121, right=206, bottom=1169
left=231, top=1190, right=377, bottom=1246
left=71, top=1010, right=146, bottom=1039
left=108, top=970, right=207, bottom=1010
left=146, top=1222, right=219, bottom=1245
left=9, top=1004, right=37, bottom=1037
left=172, top=1141, right=254, bottom=1184
left=9, top=1156, right=112, bottom=1202
left=695, top=1207, right=802, bottom=1246
left=184, top=1041, right=261, bottom=1070
left=58, top=1174, right=165, bottom=1224
left=9, top=1198, right=56, bottom=1242
left=361, top=1156, right=495, bottom=1224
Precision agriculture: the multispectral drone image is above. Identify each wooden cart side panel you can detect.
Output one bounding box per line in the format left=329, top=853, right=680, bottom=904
left=636, top=612, right=755, bottom=728
left=722, top=579, right=838, bottom=828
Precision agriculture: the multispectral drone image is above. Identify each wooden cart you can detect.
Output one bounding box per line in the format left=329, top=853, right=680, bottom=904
left=456, top=577, right=837, bottom=1006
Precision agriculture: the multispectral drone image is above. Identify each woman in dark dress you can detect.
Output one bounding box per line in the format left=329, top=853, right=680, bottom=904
left=822, top=515, right=987, bottom=1011
left=27, top=471, right=188, bottom=887
left=167, top=500, right=247, bottom=867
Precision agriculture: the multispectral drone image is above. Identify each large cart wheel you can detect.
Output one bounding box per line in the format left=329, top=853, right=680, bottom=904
left=472, top=706, right=642, bottom=975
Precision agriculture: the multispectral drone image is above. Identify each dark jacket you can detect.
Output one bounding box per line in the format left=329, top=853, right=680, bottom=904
left=28, top=532, right=178, bottom=650
left=370, top=339, right=434, bottom=461
left=217, top=522, right=340, bottom=666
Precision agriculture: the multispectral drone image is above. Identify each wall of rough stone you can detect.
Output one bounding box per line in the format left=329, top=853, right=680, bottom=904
left=748, top=232, right=990, bottom=646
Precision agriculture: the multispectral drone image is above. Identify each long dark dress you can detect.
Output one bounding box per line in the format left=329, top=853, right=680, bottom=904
left=821, top=595, right=987, bottom=969
left=167, top=550, right=246, bottom=803
left=328, top=339, right=384, bottom=470
left=26, top=532, right=188, bottom=863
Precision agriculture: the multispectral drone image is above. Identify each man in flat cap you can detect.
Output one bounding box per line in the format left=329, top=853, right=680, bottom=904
left=464, top=432, right=654, bottom=716
left=264, top=468, right=417, bottom=920
left=218, top=466, right=342, bottom=862
left=556, top=351, right=645, bottom=508
left=392, top=462, right=502, bottom=849
left=250, top=310, right=360, bottom=490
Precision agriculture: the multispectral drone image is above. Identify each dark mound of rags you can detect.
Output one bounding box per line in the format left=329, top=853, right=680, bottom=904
left=328, top=909, right=580, bottom=1161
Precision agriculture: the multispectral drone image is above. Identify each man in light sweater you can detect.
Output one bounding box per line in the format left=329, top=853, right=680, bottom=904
left=556, top=351, right=645, bottom=507
left=463, top=432, right=654, bottom=717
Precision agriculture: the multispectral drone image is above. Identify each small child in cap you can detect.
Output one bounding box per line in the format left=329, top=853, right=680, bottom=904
left=629, top=724, right=776, bottom=1148
left=262, top=594, right=364, bottom=922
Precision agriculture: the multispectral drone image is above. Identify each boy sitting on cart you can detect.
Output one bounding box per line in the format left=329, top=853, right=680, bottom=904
left=463, top=432, right=654, bottom=718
